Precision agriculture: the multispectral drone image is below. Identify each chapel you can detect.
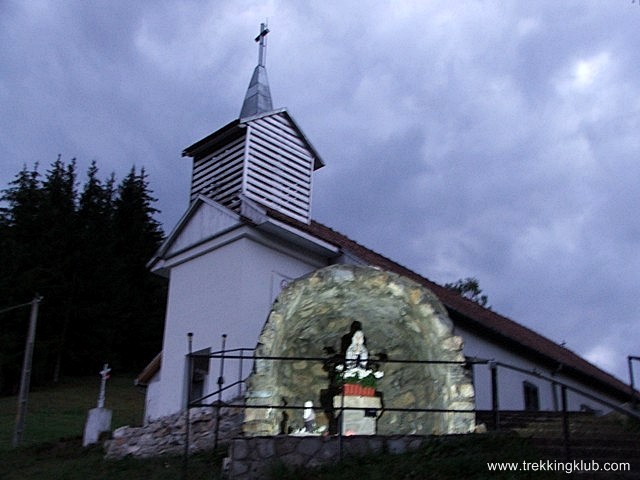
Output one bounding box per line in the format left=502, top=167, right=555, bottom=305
left=138, top=25, right=634, bottom=425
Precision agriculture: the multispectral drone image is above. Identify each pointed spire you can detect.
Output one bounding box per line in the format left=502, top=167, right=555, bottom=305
left=240, top=23, right=273, bottom=119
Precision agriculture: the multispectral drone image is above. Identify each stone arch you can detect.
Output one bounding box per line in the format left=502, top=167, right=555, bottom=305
left=243, top=265, right=475, bottom=436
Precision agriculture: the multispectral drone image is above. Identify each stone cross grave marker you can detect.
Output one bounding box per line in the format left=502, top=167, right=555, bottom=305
left=97, top=363, right=111, bottom=408
left=83, top=363, right=113, bottom=447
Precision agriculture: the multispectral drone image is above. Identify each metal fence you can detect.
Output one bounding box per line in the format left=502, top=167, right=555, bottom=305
left=178, top=335, right=640, bottom=479
left=184, top=334, right=640, bottom=453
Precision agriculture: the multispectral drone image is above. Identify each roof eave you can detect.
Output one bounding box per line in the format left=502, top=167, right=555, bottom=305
left=182, top=119, right=243, bottom=160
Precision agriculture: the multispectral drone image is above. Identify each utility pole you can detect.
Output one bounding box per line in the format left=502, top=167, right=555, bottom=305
left=12, top=295, right=42, bottom=447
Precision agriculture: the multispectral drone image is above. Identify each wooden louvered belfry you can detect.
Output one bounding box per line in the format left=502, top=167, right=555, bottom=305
left=183, top=24, right=324, bottom=224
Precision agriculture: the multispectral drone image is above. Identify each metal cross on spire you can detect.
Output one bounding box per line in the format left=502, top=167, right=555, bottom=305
left=240, top=22, right=273, bottom=118
left=255, top=22, right=270, bottom=67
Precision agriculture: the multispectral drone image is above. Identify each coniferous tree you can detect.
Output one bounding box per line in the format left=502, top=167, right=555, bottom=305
left=69, top=162, right=117, bottom=372
left=0, top=159, right=166, bottom=393
left=0, top=164, right=43, bottom=392
left=38, top=158, right=79, bottom=382
left=0, top=164, right=44, bottom=296
left=111, top=167, right=166, bottom=372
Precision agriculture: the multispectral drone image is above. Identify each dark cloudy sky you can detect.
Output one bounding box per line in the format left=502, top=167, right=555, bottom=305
left=2, top=1, right=639, bottom=384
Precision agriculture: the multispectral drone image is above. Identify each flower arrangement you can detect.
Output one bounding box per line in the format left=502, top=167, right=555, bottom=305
left=335, top=364, right=384, bottom=389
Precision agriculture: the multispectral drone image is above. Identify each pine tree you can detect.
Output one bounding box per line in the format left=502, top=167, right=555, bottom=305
left=111, top=167, right=166, bottom=372
left=69, top=162, right=118, bottom=373
left=0, top=159, right=166, bottom=392
left=0, top=164, right=44, bottom=392
left=0, top=164, right=44, bottom=295
left=35, top=158, right=79, bottom=383
left=109, top=168, right=166, bottom=368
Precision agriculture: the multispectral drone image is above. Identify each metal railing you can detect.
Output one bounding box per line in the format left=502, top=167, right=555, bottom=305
left=487, top=361, right=640, bottom=460
left=181, top=335, right=640, bottom=477
left=186, top=336, right=485, bottom=445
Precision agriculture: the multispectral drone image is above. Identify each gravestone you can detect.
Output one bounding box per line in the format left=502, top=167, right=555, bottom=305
left=243, top=265, right=475, bottom=436
left=83, top=364, right=113, bottom=446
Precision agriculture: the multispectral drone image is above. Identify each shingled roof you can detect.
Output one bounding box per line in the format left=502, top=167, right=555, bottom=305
left=262, top=207, right=634, bottom=403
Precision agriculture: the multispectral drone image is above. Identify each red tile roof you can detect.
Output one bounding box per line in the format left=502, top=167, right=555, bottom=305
left=264, top=208, right=634, bottom=402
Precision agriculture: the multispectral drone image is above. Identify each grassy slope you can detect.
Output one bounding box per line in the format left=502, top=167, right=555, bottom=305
left=1, top=440, right=223, bottom=480
left=0, top=376, right=221, bottom=479
left=0, top=375, right=144, bottom=451
left=271, top=433, right=561, bottom=479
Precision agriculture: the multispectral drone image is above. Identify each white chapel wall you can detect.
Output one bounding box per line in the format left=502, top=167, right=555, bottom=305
left=148, top=233, right=327, bottom=421
left=143, top=372, right=162, bottom=424
left=460, top=327, right=621, bottom=413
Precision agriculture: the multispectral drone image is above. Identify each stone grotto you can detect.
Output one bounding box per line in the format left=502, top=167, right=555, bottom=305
left=243, top=264, right=476, bottom=436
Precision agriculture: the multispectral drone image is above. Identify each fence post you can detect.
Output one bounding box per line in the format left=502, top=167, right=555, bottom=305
left=629, top=356, right=639, bottom=410
left=183, top=332, right=194, bottom=480
left=338, top=389, right=345, bottom=461
left=214, top=334, right=227, bottom=450
left=561, top=385, right=570, bottom=460
left=238, top=348, right=244, bottom=398
left=490, top=362, right=499, bottom=430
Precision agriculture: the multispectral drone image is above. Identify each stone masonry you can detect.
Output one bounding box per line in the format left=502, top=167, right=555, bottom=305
left=104, top=402, right=243, bottom=459
left=244, top=264, right=476, bottom=437
left=227, top=434, right=468, bottom=480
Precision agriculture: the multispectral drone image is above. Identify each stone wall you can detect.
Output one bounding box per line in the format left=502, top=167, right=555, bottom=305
left=227, top=434, right=463, bottom=479
left=104, top=403, right=243, bottom=459
left=244, top=265, right=476, bottom=437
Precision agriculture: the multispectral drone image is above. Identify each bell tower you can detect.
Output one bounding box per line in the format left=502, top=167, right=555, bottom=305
left=182, top=23, right=324, bottom=224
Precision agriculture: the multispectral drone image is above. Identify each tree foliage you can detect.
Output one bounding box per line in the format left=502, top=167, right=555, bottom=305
left=0, top=158, right=166, bottom=394
left=444, top=277, right=490, bottom=308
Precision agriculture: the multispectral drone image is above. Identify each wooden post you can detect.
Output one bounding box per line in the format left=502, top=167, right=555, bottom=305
left=12, top=295, right=42, bottom=447
left=561, top=385, right=570, bottom=460
left=490, top=362, right=499, bottom=430
left=183, top=332, right=194, bottom=480
left=214, top=334, right=227, bottom=450
left=629, top=356, right=639, bottom=409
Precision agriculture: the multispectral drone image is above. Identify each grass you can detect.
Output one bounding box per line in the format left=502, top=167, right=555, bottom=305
left=0, top=375, right=225, bottom=479
left=0, top=375, right=144, bottom=451
left=0, top=439, right=225, bottom=480
left=270, top=433, right=562, bottom=480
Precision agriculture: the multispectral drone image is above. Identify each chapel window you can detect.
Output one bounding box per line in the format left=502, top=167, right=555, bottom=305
left=523, top=381, right=540, bottom=411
